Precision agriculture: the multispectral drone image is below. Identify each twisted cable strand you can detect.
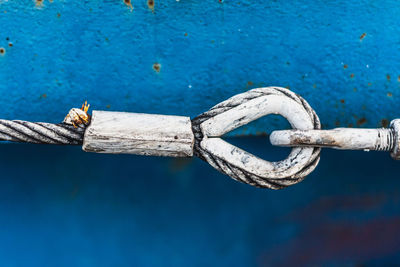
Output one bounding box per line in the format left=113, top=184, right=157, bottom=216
left=0, top=120, right=85, bottom=145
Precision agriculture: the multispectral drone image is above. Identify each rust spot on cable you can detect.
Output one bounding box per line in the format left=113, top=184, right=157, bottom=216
left=0, top=47, right=5, bottom=55
left=8, top=42, right=12, bottom=47
left=343, top=64, right=348, bottom=69
left=387, top=74, right=391, bottom=81
left=340, top=99, right=345, bottom=104
left=147, top=0, right=155, bottom=11
left=152, top=63, right=161, bottom=72
left=387, top=92, right=393, bottom=97
left=360, top=32, right=367, bottom=41
left=357, top=117, right=367, bottom=126
left=350, top=73, right=355, bottom=78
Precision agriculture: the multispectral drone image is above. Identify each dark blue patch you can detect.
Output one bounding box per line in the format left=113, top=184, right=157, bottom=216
left=0, top=138, right=399, bottom=265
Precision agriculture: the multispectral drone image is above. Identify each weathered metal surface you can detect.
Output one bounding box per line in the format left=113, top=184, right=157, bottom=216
left=0, top=1, right=400, bottom=135
left=83, top=110, right=194, bottom=157
left=193, top=87, right=321, bottom=189
left=271, top=118, right=400, bottom=160
left=390, top=119, right=400, bottom=159
left=271, top=128, right=395, bottom=151
left=81, top=87, right=319, bottom=189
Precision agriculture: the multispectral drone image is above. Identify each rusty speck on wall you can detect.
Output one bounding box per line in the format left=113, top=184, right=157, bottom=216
left=124, top=0, right=133, bottom=10
left=152, top=63, right=161, bottom=73
left=147, top=0, right=155, bottom=11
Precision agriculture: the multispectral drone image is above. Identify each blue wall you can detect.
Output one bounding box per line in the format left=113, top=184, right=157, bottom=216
left=0, top=140, right=399, bottom=266
left=0, top=0, right=399, bottom=133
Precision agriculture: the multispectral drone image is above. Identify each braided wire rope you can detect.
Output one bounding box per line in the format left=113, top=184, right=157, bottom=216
left=0, top=120, right=85, bottom=145
left=191, top=87, right=322, bottom=189
left=0, top=87, right=321, bottom=189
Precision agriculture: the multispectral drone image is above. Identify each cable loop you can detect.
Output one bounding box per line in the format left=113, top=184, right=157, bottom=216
left=192, top=87, right=321, bottom=189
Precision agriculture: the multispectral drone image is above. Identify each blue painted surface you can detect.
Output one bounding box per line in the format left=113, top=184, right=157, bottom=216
left=0, top=0, right=399, bottom=133
left=0, top=139, right=399, bottom=266
left=0, top=1, right=400, bottom=266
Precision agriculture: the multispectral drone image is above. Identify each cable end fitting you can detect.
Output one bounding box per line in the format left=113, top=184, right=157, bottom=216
left=390, top=119, right=400, bottom=160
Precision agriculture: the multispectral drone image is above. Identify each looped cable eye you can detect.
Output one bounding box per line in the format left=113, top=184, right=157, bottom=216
left=0, top=87, right=321, bottom=190
left=191, top=87, right=321, bottom=189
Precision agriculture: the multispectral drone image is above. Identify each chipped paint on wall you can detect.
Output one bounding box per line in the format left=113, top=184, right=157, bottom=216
left=0, top=0, right=399, bottom=135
